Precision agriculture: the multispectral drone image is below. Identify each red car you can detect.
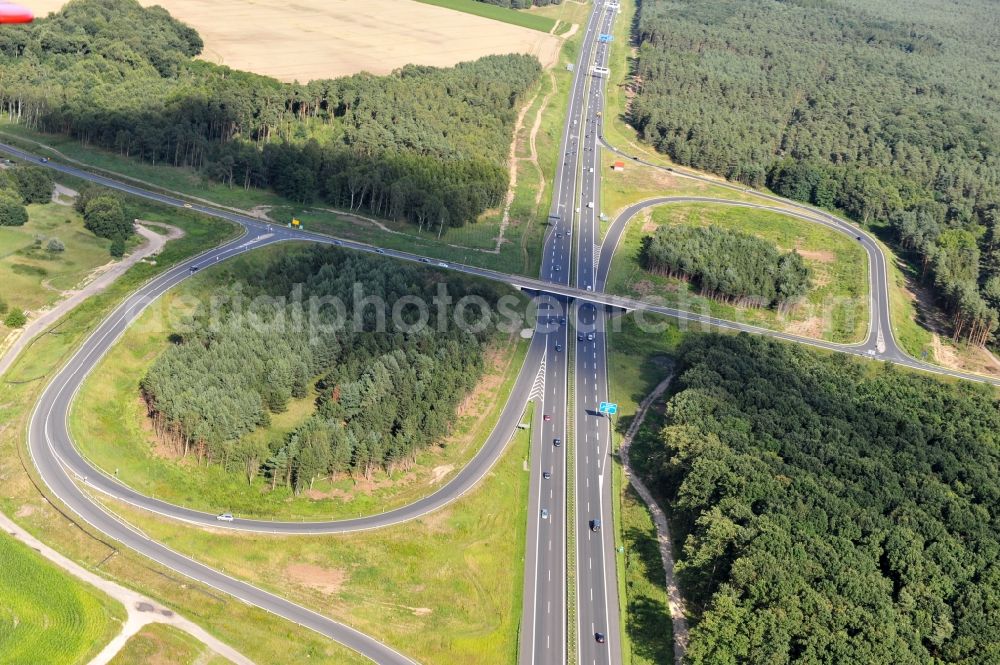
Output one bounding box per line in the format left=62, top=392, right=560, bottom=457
left=543, top=414, right=551, bottom=422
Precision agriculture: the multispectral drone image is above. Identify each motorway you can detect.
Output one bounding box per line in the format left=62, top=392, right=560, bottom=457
left=572, top=4, right=622, bottom=665
left=6, top=0, right=1000, bottom=661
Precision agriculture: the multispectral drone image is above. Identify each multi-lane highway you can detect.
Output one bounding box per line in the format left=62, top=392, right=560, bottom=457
left=572, top=4, right=623, bottom=664
left=7, top=0, right=1000, bottom=662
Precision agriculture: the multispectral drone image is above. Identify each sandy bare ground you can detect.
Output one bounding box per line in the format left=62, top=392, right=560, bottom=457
left=0, top=511, right=252, bottom=665
left=0, top=222, right=183, bottom=378
left=619, top=374, right=689, bottom=664
left=31, top=0, right=561, bottom=81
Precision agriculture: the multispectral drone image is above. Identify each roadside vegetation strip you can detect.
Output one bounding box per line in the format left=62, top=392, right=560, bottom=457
left=617, top=486, right=677, bottom=665
left=97, top=401, right=533, bottom=665
left=413, top=0, right=557, bottom=32
left=0, top=532, right=125, bottom=665
left=606, top=203, right=870, bottom=344
left=70, top=243, right=530, bottom=521
left=597, top=149, right=802, bottom=241
left=605, top=314, right=685, bottom=665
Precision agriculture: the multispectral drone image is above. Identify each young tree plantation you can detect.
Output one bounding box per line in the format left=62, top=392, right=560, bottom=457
left=140, top=246, right=510, bottom=491
left=639, top=225, right=810, bottom=308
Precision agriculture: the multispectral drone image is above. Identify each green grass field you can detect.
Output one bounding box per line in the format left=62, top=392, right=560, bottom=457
left=605, top=203, right=870, bottom=343
left=413, top=0, right=556, bottom=32
left=108, top=623, right=229, bottom=665
left=99, top=402, right=534, bottom=665
left=0, top=533, right=124, bottom=665
left=71, top=242, right=531, bottom=520
left=0, top=200, right=111, bottom=312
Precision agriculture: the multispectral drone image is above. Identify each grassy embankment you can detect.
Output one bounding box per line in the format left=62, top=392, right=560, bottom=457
left=96, top=401, right=535, bottom=665
left=71, top=242, right=532, bottom=520
left=0, top=198, right=117, bottom=345
left=605, top=203, right=869, bottom=344
left=0, top=533, right=125, bottom=665
left=0, top=203, right=372, bottom=664
left=606, top=313, right=684, bottom=665
left=413, top=0, right=556, bottom=32
left=597, top=149, right=805, bottom=239
left=108, top=623, right=229, bottom=665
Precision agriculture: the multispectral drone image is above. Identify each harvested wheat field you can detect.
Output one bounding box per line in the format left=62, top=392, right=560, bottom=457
left=31, top=0, right=562, bottom=81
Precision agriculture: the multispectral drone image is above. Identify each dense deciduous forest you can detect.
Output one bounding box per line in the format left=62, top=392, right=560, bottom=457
left=629, top=0, right=1000, bottom=347
left=140, top=246, right=508, bottom=490
left=0, top=0, right=541, bottom=232
left=645, top=334, right=1000, bottom=664
left=640, top=225, right=810, bottom=308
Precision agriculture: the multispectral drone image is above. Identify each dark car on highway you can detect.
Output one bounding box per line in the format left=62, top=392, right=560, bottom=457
left=553, top=438, right=561, bottom=447
left=595, top=633, right=606, bottom=644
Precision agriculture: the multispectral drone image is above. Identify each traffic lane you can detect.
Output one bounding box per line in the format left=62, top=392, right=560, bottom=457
left=573, top=308, right=616, bottom=664
left=305, top=237, right=997, bottom=385
left=530, top=305, right=569, bottom=664
left=593, top=140, right=895, bottom=353
left=577, top=38, right=617, bottom=662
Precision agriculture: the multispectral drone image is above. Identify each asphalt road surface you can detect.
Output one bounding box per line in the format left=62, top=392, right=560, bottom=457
left=572, top=4, right=624, bottom=665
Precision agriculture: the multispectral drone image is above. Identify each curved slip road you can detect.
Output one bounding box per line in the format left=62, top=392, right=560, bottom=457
left=596, top=195, right=884, bottom=353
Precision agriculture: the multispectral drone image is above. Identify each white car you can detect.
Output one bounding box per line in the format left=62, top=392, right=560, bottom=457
left=216, top=513, right=234, bottom=522
left=541, top=509, right=549, bottom=520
